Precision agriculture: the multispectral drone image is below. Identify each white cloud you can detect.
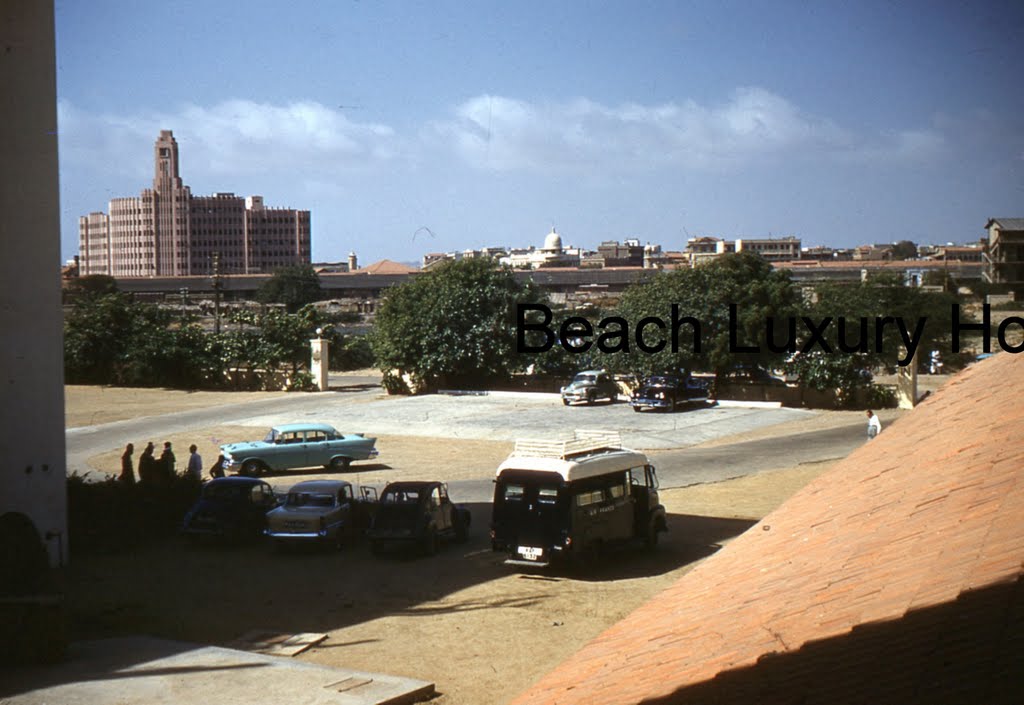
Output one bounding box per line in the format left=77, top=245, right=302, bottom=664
left=432, top=88, right=947, bottom=171
left=58, top=99, right=403, bottom=183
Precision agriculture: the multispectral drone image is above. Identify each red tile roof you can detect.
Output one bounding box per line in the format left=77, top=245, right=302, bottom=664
left=513, top=352, right=1024, bottom=705
left=359, top=259, right=419, bottom=275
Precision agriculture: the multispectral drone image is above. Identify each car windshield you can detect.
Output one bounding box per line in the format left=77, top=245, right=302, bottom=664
left=573, top=374, right=596, bottom=384
left=381, top=488, right=420, bottom=504
left=286, top=492, right=335, bottom=508
left=648, top=377, right=675, bottom=386
left=263, top=428, right=279, bottom=443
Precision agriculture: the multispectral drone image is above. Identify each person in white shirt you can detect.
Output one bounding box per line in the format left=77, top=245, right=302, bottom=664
left=186, top=444, right=203, bottom=480
left=866, top=410, right=882, bottom=440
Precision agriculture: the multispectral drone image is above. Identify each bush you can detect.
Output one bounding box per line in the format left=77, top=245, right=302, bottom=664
left=66, top=472, right=201, bottom=554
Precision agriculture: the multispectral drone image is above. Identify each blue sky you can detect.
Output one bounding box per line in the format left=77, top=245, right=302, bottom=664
left=56, top=1, right=1024, bottom=265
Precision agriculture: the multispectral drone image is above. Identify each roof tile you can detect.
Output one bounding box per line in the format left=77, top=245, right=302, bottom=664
left=512, top=354, right=1024, bottom=704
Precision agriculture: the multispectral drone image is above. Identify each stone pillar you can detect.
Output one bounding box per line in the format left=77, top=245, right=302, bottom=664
left=896, top=349, right=919, bottom=409
left=310, top=337, right=329, bottom=391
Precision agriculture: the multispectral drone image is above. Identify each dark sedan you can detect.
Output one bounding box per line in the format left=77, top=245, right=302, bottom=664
left=630, top=374, right=710, bottom=412
left=181, top=477, right=280, bottom=542
left=368, top=481, right=470, bottom=556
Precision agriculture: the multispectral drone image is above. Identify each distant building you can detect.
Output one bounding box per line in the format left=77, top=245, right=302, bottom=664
left=684, top=236, right=801, bottom=266
left=78, top=130, right=311, bottom=277
left=500, top=228, right=580, bottom=269
left=983, top=217, right=1024, bottom=296
left=597, top=239, right=645, bottom=267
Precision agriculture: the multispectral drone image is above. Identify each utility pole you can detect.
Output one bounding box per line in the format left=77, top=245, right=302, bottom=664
left=179, top=287, right=188, bottom=319
left=211, top=251, right=223, bottom=335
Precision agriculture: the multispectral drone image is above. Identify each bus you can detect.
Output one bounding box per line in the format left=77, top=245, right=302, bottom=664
left=490, top=430, right=666, bottom=567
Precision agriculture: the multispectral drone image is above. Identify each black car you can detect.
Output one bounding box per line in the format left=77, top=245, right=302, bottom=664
left=630, top=374, right=710, bottom=412
left=181, top=477, right=280, bottom=542
left=368, top=481, right=470, bottom=555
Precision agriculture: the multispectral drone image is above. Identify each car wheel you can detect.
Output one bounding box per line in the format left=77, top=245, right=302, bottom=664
left=562, top=398, right=570, bottom=406
left=329, top=456, right=351, bottom=472
left=586, top=391, right=596, bottom=405
left=632, top=406, right=641, bottom=413
left=422, top=527, right=438, bottom=556
left=241, top=459, right=262, bottom=477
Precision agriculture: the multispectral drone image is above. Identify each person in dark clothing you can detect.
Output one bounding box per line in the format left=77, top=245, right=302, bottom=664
left=209, top=453, right=227, bottom=479
left=138, top=442, right=156, bottom=484
left=119, top=443, right=136, bottom=484
left=159, top=441, right=176, bottom=483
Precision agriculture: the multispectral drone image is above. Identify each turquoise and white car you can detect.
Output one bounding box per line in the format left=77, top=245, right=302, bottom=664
left=221, top=423, right=378, bottom=476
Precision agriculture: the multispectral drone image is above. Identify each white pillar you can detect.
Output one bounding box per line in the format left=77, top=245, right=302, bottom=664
left=310, top=338, right=329, bottom=391
left=896, top=349, right=919, bottom=409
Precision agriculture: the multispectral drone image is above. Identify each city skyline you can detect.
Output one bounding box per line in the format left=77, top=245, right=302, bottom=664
left=56, top=2, right=1024, bottom=265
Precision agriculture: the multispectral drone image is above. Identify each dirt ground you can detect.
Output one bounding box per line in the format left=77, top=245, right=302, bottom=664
left=60, top=378, right=941, bottom=704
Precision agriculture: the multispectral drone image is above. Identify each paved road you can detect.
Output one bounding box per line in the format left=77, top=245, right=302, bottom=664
left=68, top=387, right=863, bottom=499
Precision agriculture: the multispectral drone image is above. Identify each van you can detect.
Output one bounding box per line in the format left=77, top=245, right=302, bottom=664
left=490, top=430, right=666, bottom=567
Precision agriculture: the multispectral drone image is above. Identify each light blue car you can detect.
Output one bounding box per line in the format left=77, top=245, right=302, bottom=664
left=220, top=423, right=378, bottom=476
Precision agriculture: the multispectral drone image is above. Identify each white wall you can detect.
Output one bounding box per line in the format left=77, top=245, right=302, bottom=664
left=0, top=2, right=68, bottom=567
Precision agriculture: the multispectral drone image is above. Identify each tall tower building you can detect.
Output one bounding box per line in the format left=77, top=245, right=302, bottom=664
left=79, top=131, right=310, bottom=276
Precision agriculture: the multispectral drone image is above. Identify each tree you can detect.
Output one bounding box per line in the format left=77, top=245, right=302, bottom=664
left=610, top=253, right=800, bottom=382
left=890, top=240, right=918, bottom=260
left=786, top=272, right=963, bottom=398
left=256, top=264, right=322, bottom=312
left=63, top=274, right=118, bottom=303
left=371, top=258, right=547, bottom=392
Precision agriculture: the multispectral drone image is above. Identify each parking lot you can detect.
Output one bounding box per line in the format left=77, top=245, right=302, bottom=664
left=58, top=381, right=881, bottom=704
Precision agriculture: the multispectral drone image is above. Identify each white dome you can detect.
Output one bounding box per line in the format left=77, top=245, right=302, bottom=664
left=543, top=228, right=563, bottom=252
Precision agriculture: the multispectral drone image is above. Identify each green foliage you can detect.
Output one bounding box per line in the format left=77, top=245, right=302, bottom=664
left=329, top=334, right=375, bottom=371
left=610, top=253, right=799, bottom=381
left=65, top=293, right=331, bottom=390
left=256, top=264, right=323, bottom=312
left=63, top=274, right=118, bottom=302
left=786, top=274, right=964, bottom=394
left=370, top=258, right=547, bottom=391
left=890, top=240, right=918, bottom=260
left=66, top=471, right=201, bottom=553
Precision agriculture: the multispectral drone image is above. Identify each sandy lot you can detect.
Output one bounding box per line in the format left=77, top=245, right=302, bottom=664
left=60, top=380, right=895, bottom=704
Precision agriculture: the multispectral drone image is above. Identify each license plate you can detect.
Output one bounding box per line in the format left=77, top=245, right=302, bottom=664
left=517, top=546, right=543, bottom=560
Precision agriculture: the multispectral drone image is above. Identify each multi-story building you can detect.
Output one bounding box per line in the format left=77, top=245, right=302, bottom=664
left=78, top=130, right=311, bottom=276
left=983, top=217, right=1024, bottom=296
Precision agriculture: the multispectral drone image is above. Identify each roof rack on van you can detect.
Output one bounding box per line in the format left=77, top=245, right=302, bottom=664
left=511, top=430, right=623, bottom=460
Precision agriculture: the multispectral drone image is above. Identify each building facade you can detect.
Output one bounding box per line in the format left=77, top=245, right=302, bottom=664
left=79, top=131, right=311, bottom=276
left=983, top=218, right=1024, bottom=297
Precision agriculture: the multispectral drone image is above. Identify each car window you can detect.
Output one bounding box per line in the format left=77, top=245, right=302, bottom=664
left=280, top=432, right=303, bottom=444
left=286, top=492, right=335, bottom=507
left=338, top=485, right=352, bottom=501
left=429, top=486, right=441, bottom=507
left=573, top=374, right=595, bottom=384
left=263, top=429, right=278, bottom=443
left=537, top=486, right=559, bottom=504
left=575, top=489, right=604, bottom=507
left=382, top=488, right=420, bottom=504
left=503, top=484, right=524, bottom=501
left=306, top=431, right=328, bottom=443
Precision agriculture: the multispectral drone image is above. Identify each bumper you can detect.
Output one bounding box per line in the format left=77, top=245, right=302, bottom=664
left=631, top=397, right=672, bottom=409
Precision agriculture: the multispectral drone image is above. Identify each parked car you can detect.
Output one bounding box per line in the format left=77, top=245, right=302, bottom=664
left=560, top=370, right=619, bottom=406
left=630, top=374, right=710, bottom=412
left=719, top=365, right=787, bottom=386
left=220, top=423, right=378, bottom=476
left=265, top=479, right=377, bottom=551
left=368, top=481, right=470, bottom=555
left=181, top=476, right=280, bottom=542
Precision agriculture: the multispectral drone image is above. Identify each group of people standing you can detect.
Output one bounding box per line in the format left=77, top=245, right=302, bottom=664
left=118, top=441, right=221, bottom=485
